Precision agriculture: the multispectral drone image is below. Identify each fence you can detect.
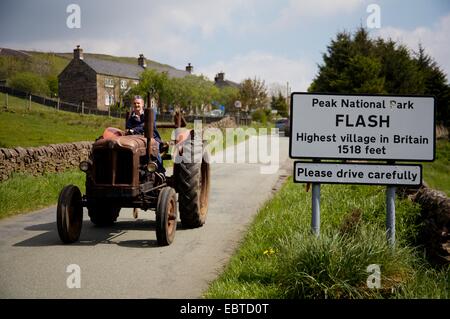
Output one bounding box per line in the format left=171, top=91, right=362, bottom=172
left=0, top=85, right=125, bottom=118
left=0, top=85, right=250, bottom=125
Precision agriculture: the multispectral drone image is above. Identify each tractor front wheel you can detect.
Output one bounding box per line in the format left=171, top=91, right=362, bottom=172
left=156, top=187, right=178, bottom=246
left=57, top=185, right=83, bottom=244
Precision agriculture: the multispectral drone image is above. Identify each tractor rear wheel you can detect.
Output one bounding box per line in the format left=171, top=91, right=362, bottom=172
left=88, top=205, right=120, bottom=226
left=174, top=139, right=210, bottom=228
left=57, top=185, right=83, bottom=244
left=156, top=187, right=178, bottom=246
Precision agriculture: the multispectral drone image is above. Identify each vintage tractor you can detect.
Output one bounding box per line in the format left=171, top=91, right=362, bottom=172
left=56, top=95, right=210, bottom=246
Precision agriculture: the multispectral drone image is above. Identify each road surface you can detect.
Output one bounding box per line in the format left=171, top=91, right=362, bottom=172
left=0, top=135, right=291, bottom=298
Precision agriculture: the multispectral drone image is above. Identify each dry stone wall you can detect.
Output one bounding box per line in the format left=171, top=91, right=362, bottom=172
left=411, top=187, right=450, bottom=264
left=0, top=142, right=93, bottom=182
left=0, top=117, right=235, bottom=182
left=205, top=116, right=237, bottom=129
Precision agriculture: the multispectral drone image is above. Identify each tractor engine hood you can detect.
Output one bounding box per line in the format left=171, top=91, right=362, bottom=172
left=93, top=128, right=159, bottom=157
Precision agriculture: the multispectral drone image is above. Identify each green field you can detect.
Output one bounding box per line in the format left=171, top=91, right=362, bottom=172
left=0, top=92, right=177, bottom=147
left=204, top=180, right=449, bottom=299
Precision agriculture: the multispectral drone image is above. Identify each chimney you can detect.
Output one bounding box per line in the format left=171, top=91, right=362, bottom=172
left=216, top=72, right=225, bottom=82
left=138, top=54, right=147, bottom=68
left=185, top=63, right=193, bottom=74
left=73, top=45, right=83, bottom=60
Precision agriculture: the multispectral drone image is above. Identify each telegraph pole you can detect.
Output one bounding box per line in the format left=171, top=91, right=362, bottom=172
left=286, top=81, right=290, bottom=116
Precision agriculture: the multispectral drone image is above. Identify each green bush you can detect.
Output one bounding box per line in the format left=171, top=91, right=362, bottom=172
left=251, top=108, right=267, bottom=124
left=46, top=76, right=58, bottom=96
left=8, top=72, right=50, bottom=96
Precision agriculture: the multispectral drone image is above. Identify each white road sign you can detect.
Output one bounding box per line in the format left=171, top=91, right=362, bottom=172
left=294, top=162, right=422, bottom=186
left=234, top=100, right=242, bottom=108
left=289, top=93, right=435, bottom=161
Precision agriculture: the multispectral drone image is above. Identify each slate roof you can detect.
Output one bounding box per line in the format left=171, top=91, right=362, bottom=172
left=215, top=79, right=240, bottom=89
left=82, top=57, right=189, bottom=79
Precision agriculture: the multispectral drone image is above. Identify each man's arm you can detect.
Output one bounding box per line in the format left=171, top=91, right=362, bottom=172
left=132, top=124, right=144, bottom=134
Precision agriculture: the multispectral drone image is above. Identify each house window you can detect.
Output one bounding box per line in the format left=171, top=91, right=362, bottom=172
left=105, top=93, right=115, bottom=106
left=105, top=78, right=114, bottom=88
left=120, top=79, right=128, bottom=90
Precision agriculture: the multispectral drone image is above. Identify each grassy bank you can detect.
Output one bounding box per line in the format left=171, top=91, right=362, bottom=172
left=204, top=181, right=449, bottom=299
left=0, top=169, right=85, bottom=219
left=422, top=139, right=450, bottom=196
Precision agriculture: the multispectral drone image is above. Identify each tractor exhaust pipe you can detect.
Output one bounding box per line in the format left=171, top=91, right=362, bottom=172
left=144, top=92, right=154, bottom=161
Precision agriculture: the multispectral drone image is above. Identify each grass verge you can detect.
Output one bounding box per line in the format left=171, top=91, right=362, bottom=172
left=422, top=139, right=450, bottom=196
left=0, top=169, right=85, bottom=219
left=204, top=180, right=449, bottom=299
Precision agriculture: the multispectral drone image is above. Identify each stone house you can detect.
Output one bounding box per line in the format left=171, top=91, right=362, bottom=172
left=58, top=46, right=192, bottom=110
left=214, top=72, right=240, bottom=89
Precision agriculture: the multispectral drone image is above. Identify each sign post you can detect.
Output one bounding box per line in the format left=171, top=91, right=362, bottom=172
left=311, top=183, right=320, bottom=236
left=289, top=93, right=435, bottom=246
left=235, top=100, right=242, bottom=126
left=386, top=186, right=396, bottom=246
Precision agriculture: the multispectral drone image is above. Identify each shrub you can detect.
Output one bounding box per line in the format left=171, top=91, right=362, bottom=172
left=251, top=108, right=267, bottom=124
left=8, top=72, right=50, bottom=96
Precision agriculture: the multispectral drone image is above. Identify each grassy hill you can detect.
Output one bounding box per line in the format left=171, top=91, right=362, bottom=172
left=0, top=48, right=184, bottom=97
left=0, top=92, right=174, bottom=147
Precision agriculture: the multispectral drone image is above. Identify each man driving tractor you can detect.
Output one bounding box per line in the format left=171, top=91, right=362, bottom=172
left=126, top=95, right=167, bottom=174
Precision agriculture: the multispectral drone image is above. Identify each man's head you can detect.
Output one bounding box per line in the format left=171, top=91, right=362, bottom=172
left=133, top=95, right=145, bottom=115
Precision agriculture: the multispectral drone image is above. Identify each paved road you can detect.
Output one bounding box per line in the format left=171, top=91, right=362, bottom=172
left=0, top=135, right=291, bottom=298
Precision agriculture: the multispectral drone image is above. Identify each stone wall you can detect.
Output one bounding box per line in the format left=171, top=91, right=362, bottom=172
left=205, top=116, right=237, bottom=129
left=0, top=142, right=93, bottom=182
left=0, top=117, right=235, bottom=182
left=411, top=187, right=450, bottom=265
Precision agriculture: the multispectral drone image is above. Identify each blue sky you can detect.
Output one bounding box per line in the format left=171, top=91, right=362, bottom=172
left=1, top=0, right=449, bottom=92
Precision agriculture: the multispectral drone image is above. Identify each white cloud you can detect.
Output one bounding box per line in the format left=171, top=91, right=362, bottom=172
left=197, top=52, right=315, bottom=91
left=375, top=13, right=450, bottom=76
left=275, top=0, right=363, bottom=27
left=0, top=0, right=250, bottom=66
left=147, top=0, right=247, bottom=38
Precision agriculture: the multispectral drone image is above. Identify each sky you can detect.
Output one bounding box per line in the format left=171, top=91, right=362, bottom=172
left=1, top=0, right=449, bottom=92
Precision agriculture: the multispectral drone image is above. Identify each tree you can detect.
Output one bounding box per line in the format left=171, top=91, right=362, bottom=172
left=131, top=69, right=172, bottom=110
left=8, top=72, right=50, bottom=95
left=309, top=27, right=450, bottom=127
left=239, top=77, right=268, bottom=111
left=214, top=86, right=239, bottom=114
left=132, top=70, right=222, bottom=114
left=270, top=91, right=288, bottom=117
left=47, top=76, right=58, bottom=96
left=375, top=39, right=425, bottom=94
left=415, top=45, right=450, bottom=127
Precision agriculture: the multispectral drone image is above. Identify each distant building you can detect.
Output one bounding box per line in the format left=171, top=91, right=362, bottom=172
left=58, top=45, right=192, bottom=110
left=214, top=72, right=240, bottom=89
